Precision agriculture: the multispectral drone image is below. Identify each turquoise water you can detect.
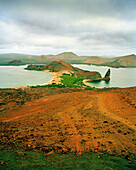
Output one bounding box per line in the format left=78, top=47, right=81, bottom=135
left=0, top=65, right=136, bottom=88
left=73, top=64, right=136, bottom=88
left=0, top=65, right=53, bottom=88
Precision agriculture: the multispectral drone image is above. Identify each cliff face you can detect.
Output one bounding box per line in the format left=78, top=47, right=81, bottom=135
left=26, top=60, right=102, bottom=79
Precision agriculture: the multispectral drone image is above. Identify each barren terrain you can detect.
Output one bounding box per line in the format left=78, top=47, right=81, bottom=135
left=0, top=87, right=136, bottom=157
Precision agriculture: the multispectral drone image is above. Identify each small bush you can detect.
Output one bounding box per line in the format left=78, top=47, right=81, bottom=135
left=31, top=83, right=66, bottom=88
left=62, top=73, right=70, bottom=76
left=84, top=86, right=95, bottom=90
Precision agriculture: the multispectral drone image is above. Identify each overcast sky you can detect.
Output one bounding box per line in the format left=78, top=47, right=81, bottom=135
left=0, top=0, right=136, bottom=56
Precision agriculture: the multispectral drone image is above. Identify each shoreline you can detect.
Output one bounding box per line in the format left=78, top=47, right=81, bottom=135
left=44, top=70, right=102, bottom=89
left=14, top=71, right=100, bottom=89
left=45, top=70, right=101, bottom=89
left=44, top=70, right=74, bottom=85
left=14, top=70, right=71, bottom=89
left=83, top=79, right=101, bottom=89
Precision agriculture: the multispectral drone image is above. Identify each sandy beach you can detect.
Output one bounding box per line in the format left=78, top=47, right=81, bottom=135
left=14, top=86, right=28, bottom=89
left=83, top=79, right=101, bottom=88
left=44, top=70, right=99, bottom=88
left=14, top=70, right=72, bottom=89
left=14, top=68, right=102, bottom=89
left=44, top=70, right=74, bottom=85
left=14, top=71, right=98, bottom=89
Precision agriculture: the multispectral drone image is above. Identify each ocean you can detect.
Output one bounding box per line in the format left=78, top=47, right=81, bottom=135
left=0, top=64, right=136, bottom=88
left=73, top=64, right=136, bottom=88
left=0, top=65, right=53, bottom=88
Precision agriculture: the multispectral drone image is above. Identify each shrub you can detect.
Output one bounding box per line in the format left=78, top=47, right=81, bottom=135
left=84, top=86, right=95, bottom=90
left=31, top=83, right=66, bottom=88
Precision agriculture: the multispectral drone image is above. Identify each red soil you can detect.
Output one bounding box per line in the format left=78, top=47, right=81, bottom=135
left=0, top=87, right=136, bottom=155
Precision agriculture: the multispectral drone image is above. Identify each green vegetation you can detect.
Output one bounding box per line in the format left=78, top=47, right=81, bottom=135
left=26, top=65, right=47, bottom=71
left=31, top=74, right=96, bottom=90
left=60, top=73, right=84, bottom=88
left=31, top=74, right=85, bottom=89
left=25, top=60, right=102, bottom=79
left=84, top=86, right=95, bottom=90
left=0, top=148, right=135, bottom=169
left=31, top=83, right=66, bottom=88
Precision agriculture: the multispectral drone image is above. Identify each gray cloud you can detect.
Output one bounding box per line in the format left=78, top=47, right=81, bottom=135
left=1, top=0, right=136, bottom=19
left=0, top=0, right=136, bottom=56
left=78, top=31, right=134, bottom=47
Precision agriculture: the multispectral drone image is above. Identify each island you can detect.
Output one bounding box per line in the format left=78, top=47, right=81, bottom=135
left=25, top=60, right=110, bottom=87
left=1, top=52, right=135, bottom=68
left=9, top=60, right=22, bottom=65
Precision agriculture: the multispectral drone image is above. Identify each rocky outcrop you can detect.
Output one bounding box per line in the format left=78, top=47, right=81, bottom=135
left=84, top=69, right=110, bottom=83
left=104, top=69, right=110, bottom=81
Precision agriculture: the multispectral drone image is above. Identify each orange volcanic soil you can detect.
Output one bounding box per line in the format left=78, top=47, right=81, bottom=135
left=0, top=87, right=136, bottom=156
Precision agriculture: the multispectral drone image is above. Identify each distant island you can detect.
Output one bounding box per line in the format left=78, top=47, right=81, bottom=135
left=83, top=54, right=136, bottom=68
left=0, top=52, right=136, bottom=68
left=26, top=60, right=110, bottom=86
left=9, top=60, right=22, bottom=65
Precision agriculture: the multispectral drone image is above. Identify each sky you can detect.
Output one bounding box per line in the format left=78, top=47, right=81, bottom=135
left=0, top=0, right=136, bottom=57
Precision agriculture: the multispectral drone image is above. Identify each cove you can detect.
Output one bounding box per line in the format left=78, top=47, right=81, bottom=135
left=73, top=64, right=136, bottom=88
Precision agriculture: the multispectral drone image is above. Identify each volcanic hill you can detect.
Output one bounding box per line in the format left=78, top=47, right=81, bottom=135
left=1, top=52, right=136, bottom=67
left=33, top=52, right=85, bottom=62
left=26, top=60, right=102, bottom=79
left=83, top=54, right=136, bottom=67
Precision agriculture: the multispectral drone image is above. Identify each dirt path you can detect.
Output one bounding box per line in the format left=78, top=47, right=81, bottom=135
left=97, top=93, right=136, bottom=130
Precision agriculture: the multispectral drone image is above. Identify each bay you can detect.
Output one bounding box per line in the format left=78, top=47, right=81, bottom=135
left=0, top=64, right=136, bottom=88
left=0, top=65, right=53, bottom=88
left=73, top=64, right=136, bottom=88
